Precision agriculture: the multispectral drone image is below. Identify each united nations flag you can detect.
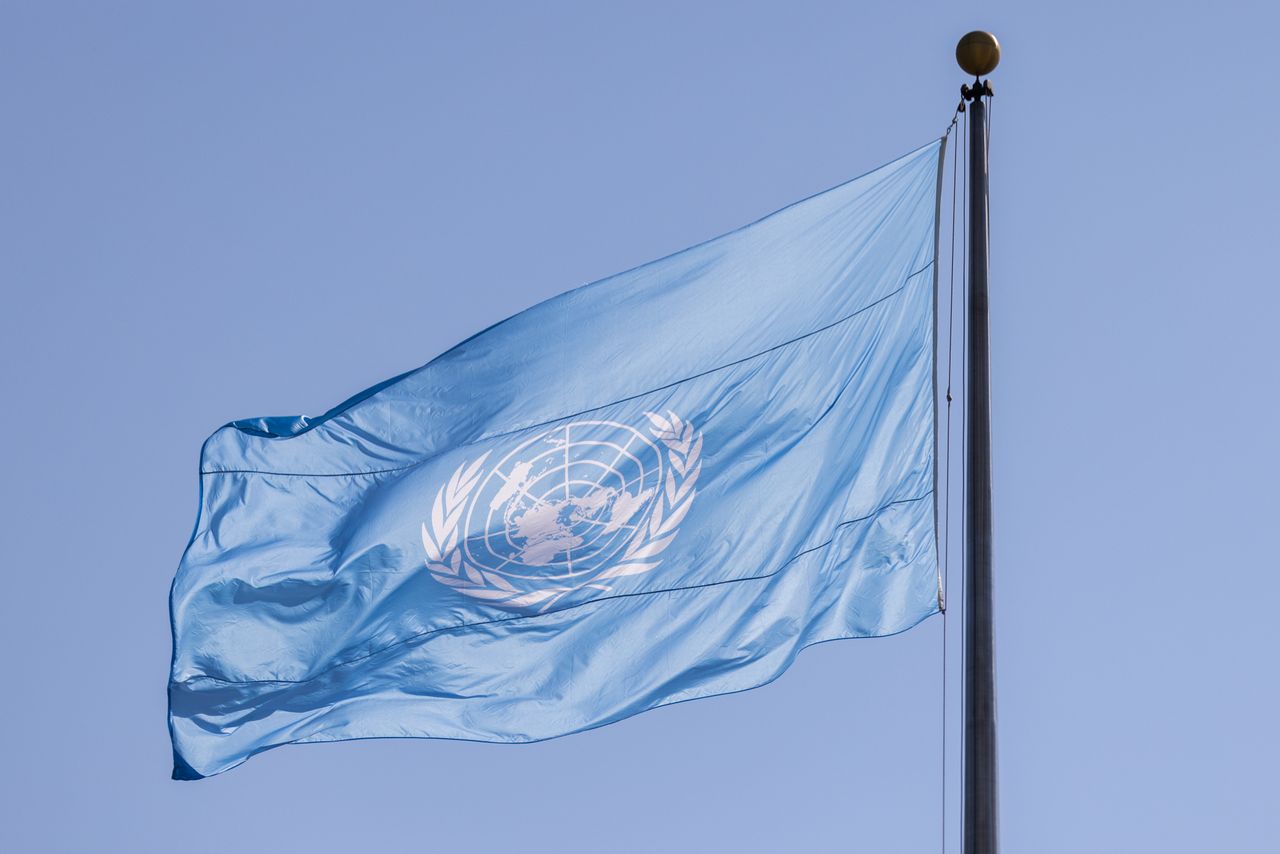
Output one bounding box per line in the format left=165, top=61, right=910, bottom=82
left=169, top=141, right=945, bottom=779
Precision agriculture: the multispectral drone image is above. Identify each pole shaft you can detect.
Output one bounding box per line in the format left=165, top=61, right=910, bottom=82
left=964, top=93, right=998, bottom=854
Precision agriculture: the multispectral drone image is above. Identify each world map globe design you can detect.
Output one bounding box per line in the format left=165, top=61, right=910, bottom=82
left=462, top=420, right=665, bottom=582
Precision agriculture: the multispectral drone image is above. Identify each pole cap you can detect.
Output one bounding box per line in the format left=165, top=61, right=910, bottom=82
left=956, top=31, right=1000, bottom=77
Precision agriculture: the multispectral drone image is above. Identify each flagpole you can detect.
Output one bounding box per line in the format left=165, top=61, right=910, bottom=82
left=957, top=30, right=1000, bottom=854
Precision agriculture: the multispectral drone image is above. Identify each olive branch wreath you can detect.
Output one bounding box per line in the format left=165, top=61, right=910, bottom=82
left=420, top=411, right=702, bottom=612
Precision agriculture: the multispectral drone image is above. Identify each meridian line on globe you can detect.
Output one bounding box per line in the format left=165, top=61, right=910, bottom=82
left=593, top=428, right=642, bottom=491
left=564, top=424, right=572, bottom=573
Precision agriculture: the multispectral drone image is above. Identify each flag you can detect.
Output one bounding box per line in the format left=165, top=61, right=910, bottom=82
left=169, top=140, right=945, bottom=778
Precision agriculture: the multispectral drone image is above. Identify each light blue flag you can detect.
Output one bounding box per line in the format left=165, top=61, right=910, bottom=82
left=169, top=140, right=945, bottom=778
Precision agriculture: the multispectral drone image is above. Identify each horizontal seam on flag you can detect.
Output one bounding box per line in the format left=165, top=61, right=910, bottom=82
left=173, top=490, right=934, bottom=688
left=201, top=260, right=934, bottom=478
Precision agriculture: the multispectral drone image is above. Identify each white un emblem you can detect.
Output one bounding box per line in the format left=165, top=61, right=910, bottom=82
left=422, top=411, right=702, bottom=611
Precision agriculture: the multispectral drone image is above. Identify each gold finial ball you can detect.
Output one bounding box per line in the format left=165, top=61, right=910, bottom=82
left=956, top=31, right=1000, bottom=77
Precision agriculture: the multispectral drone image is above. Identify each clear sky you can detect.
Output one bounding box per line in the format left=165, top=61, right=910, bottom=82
left=2, top=1, right=1276, bottom=851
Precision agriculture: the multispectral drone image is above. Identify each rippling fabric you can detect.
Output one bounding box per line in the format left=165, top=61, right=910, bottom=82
left=169, top=140, right=946, bottom=779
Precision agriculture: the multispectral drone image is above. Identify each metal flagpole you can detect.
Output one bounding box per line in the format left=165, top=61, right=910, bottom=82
left=956, top=30, right=1000, bottom=854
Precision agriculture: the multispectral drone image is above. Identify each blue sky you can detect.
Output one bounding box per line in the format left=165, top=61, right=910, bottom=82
left=2, top=2, right=1276, bottom=851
